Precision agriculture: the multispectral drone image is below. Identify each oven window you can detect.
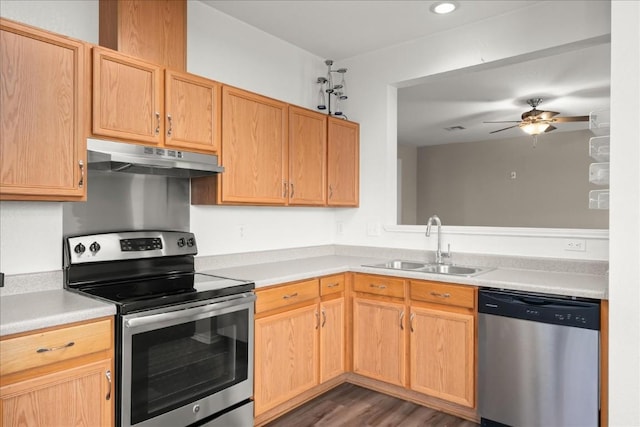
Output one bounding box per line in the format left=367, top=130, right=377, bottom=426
left=130, top=309, right=249, bottom=424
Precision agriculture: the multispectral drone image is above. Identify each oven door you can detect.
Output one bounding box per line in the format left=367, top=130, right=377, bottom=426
left=120, top=292, right=255, bottom=427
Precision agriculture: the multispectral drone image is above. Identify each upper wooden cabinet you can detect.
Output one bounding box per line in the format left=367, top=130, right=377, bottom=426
left=327, top=117, right=359, bottom=206
left=99, top=0, right=186, bottom=70
left=0, top=19, right=87, bottom=201
left=92, top=47, right=221, bottom=154
left=288, top=106, right=327, bottom=205
left=194, top=86, right=288, bottom=205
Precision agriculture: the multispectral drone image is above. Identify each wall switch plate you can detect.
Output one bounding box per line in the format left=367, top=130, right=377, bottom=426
left=564, top=239, right=587, bottom=251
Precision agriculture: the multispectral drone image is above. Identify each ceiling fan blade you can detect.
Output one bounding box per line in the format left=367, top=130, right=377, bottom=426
left=489, top=124, right=520, bottom=134
left=551, top=115, right=590, bottom=123
left=483, top=121, right=521, bottom=123
left=544, top=125, right=557, bottom=133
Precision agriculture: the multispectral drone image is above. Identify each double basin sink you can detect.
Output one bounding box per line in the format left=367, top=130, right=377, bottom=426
left=365, top=260, right=491, bottom=277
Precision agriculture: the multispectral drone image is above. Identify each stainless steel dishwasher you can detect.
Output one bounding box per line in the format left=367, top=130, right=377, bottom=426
left=478, top=288, right=600, bottom=427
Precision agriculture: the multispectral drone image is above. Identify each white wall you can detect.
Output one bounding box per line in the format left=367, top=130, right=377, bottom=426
left=334, top=0, right=611, bottom=261
left=609, top=1, right=640, bottom=424
left=0, top=0, right=99, bottom=274
left=186, top=1, right=337, bottom=257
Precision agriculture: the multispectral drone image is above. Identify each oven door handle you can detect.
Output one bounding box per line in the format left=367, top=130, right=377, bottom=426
left=124, top=293, right=256, bottom=329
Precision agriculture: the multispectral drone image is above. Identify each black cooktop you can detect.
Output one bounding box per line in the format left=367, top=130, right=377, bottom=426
left=75, top=272, right=254, bottom=314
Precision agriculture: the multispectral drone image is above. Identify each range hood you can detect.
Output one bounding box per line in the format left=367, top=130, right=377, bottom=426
left=87, top=139, right=223, bottom=178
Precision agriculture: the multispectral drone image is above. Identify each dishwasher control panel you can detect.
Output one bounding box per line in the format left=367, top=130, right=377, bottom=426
left=478, top=289, right=600, bottom=330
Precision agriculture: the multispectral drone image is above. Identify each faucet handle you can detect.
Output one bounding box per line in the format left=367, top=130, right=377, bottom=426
left=442, top=244, right=452, bottom=263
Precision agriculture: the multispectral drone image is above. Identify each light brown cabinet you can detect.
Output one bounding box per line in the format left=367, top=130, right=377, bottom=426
left=288, top=106, right=327, bottom=205
left=319, top=274, right=346, bottom=383
left=352, top=296, right=406, bottom=387
left=92, top=47, right=221, bottom=154
left=254, top=303, right=319, bottom=416
left=0, top=18, right=87, bottom=201
left=254, top=274, right=347, bottom=423
left=99, top=0, right=186, bottom=70
left=327, top=117, right=359, bottom=206
left=0, top=317, right=114, bottom=427
left=409, top=280, right=476, bottom=408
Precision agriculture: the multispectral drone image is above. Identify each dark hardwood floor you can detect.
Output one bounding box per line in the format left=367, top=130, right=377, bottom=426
left=265, top=383, right=479, bottom=427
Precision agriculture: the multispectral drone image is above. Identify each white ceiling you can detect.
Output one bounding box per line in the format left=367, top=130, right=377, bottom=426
left=199, top=0, right=611, bottom=146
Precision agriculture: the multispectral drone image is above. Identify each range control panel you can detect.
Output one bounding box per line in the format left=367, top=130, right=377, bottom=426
left=66, top=231, right=197, bottom=264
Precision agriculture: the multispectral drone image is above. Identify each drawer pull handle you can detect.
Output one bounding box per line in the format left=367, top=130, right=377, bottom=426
left=410, top=313, right=416, bottom=332
left=326, top=283, right=339, bottom=288
left=399, top=310, right=405, bottom=330
left=430, top=291, right=451, bottom=298
left=282, top=293, right=298, bottom=300
left=106, top=370, right=112, bottom=400
left=315, top=311, right=320, bottom=329
left=78, top=160, right=84, bottom=188
left=37, top=341, right=75, bottom=353
left=321, top=309, right=327, bottom=327
left=370, top=284, right=387, bottom=289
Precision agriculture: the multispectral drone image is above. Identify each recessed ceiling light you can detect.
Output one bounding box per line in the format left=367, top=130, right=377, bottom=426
left=431, top=2, right=458, bottom=15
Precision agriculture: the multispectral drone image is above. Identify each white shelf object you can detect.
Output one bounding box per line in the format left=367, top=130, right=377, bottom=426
left=589, top=162, right=610, bottom=185
left=589, top=136, right=610, bottom=162
left=589, top=189, right=609, bottom=210
left=589, top=109, right=610, bottom=136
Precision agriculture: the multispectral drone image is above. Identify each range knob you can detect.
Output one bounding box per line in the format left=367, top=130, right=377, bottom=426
left=74, top=243, right=86, bottom=254
left=89, top=242, right=101, bottom=253
left=177, top=237, right=186, bottom=247
left=187, top=237, right=195, bottom=247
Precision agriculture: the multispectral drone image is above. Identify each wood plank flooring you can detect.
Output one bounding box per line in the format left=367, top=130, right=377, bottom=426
left=265, top=383, right=479, bottom=427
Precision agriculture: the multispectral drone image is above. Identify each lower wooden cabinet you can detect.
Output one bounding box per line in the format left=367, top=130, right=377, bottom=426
left=254, top=274, right=346, bottom=422
left=409, top=306, right=475, bottom=407
left=254, top=304, right=319, bottom=415
left=352, top=297, right=406, bottom=387
left=0, top=317, right=114, bottom=427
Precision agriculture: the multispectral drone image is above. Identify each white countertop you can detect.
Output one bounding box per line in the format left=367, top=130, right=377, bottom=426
left=202, top=255, right=608, bottom=299
left=0, top=290, right=116, bottom=337
left=0, top=255, right=607, bottom=337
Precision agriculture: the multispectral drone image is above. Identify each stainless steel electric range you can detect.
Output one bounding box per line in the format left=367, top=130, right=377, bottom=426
left=64, top=230, right=255, bottom=427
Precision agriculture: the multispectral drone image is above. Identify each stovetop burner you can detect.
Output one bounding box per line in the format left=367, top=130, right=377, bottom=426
left=63, top=231, right=254, bottom=314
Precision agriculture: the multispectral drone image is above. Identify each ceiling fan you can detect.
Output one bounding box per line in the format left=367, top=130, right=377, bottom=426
left=485, top=98, right=589, bottom=135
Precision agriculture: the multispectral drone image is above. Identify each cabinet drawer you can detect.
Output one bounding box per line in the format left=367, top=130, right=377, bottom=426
left=410, top=281, right=475, bottom=309
left=353, top=274, right=404, bottom=298
left=0, top=318, right=112, bottom=377
left=256, top=279, right=319, bottom=313
left=320, top=274, right=345, bottom=296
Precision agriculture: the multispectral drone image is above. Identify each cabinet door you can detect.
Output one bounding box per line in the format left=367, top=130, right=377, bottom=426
left=320, top=297, right=345, bottom=382
left=288, top=106, right=326, bottom=205
left=0, top=358, right=113, bottom=427
left=327, top=117, right=359, bottom=206
left=99, top=0, right=186, bottom=70
left=220, top=86, right=288, bottom=204
left=409, top=306, right=475, bottom=407
left=165, top=70, right=221, bottom=154
left=352, top=297, right=405, bottom=387
left=0, top=19, right=86, bottom=201
left=254, top=304, right=319, bottom=415
left=93, top=47, right=163, bottom=145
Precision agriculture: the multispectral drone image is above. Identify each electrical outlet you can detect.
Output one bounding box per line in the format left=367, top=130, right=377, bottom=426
left=238, top=225, right=246, bottom=238
left=564, top=239, right=586, bottom=252
left=367, top=222, right=381, bottom=236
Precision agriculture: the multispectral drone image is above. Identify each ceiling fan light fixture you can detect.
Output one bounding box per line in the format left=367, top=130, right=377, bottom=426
left=430, top=1, right=458, bottom=14
left=521, top=122, right=550, bottom=135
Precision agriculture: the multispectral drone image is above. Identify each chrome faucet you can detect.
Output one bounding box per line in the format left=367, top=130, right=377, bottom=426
left=426, top=215, right=450, bottom=264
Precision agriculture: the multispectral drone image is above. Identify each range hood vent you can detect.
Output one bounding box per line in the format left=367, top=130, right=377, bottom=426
left=87, top=139, right=223, bottom=178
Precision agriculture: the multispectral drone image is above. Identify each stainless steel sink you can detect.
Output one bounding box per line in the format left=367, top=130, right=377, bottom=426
left=374, top=260, right=427, bottom=270
left=365, top=259, right=491, bottom=277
